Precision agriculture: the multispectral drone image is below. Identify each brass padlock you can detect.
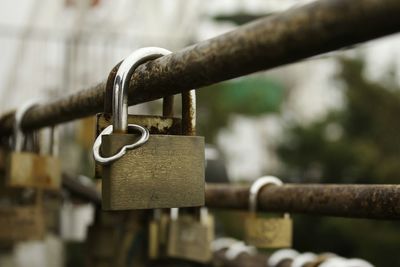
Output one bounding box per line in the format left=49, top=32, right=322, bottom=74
left=245, top=176, right=292, bottom=248
left=6, top=101, right=61, bottom=189
left=93, top=47, right=205, bottom=210
left=94, top=62, right=181, bottom=179
left=0, top=190, right=45, bottom=242
left=167, top=207, right=214, bottom=263
left=94, top=98, right=182, bottom=179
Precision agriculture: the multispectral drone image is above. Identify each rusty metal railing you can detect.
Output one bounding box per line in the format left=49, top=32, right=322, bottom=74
left=206, top=184, right=400, bottom=220
left=61, top=180, right=400, bottom=220
left=0, top=0, right=399, bottom=134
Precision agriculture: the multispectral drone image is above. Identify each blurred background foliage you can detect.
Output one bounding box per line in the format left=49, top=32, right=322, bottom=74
left=197, top=77, right=284, bottom=143
left=278, top=57, right=400, bottom=266
left=199, top=57, right=400, bottom=266
left=278, top=57, right=400, bottom=184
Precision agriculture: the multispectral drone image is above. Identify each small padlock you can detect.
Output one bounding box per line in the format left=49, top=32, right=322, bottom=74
left=93, top=47, right=205, bottom=210
left=6, top=101, right=61, bottom=189
left=94, top=63, right=181, bottom=179
left=0, top=190, right=45, bottom=242
left=167, top=207, right=214, bottom=263
left=245, top=176, right=292, bottom=248
left=94, top=98, right=182, bottom=179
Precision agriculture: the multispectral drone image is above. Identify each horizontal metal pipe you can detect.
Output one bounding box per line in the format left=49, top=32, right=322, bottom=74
left=61, top=178, right=400, bottom=219
left=62, top=174, right=101, bottom=205
left=0, top=0, right=400, bottom=134
left=205, top=184, right=400, bottom=220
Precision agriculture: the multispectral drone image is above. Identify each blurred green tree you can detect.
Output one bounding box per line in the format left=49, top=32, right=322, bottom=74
left=278, top=57, right=400, bottom=266
left=197, top=77, right=284, bottom=143
left=279, top=57, right=400, bottom=184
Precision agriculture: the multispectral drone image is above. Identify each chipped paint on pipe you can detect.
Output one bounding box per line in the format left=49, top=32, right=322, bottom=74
left=205, top=184, right=400, bottom=219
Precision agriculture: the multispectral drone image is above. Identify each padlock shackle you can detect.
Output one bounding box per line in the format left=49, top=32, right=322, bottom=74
left=14, top=100, right=40, bottom=152
left=170, top=208, right=179, bottom=221
left=249, top=176, right=283, bottom=213
left=112, top=47, right=196, bottom=134
left=225, top=241, right=256, bottom=260
left=104, top=63, right=174, bottom=117
left=113, top=47, right=172, bottom=132
left=182, top=90, right=196, bottom=136
left=170, top=207, right=207, bottom=223
left=49, top=126, right=59, bottom=156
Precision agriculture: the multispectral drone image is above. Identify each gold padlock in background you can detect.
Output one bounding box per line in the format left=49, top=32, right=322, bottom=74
left=0, top=190, right=45, bottom=242
left=6, top=102, right=61, bottom=190
left=94, top=99, right=182, bottom=179
left=93, top=47, right=205, bottom=210
left=245, top=176, right=292, bottom=248
left=167, top=207, right=214, bottom=263
left=245, top=214, right=292, bottom=248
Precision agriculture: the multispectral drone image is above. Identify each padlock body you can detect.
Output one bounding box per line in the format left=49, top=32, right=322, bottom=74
left=167, top=216, right=212, bottom=263
left=95, top=113, right=182, bottom=179
left=101, top=134, right=205, bottom=210
left=0, top=206, right=45, bottom=242
left=245, top=216, right=292, bottom=248
left=6, top=152, right=61, bottom=190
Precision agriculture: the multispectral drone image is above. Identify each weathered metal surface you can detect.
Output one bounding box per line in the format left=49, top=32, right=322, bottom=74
left=205, top=184, right=400, bottom=219
left=59, top=176, right=400, bottom=219
left=60, top=177, right=400, bottom=219
left=101, top=134, right=205, bottom=210
left=104, top=62, right=175, bottom=118
left=94, top=113, right=183, bottom=179
left=181, top=91, right=196, bottom=136
left=0, top=0, right=399, bottom=134
left=245, top=216, right=292, bottom=248
left=167, top=216, right=213, bottom=263
left=95, top=113, right=182, bottom=136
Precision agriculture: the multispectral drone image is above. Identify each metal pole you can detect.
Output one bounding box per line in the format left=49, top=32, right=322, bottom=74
left=205, top=184, right=400, bottom=220
left=0, top=0, right=399, bottom=134
left=59, top=177, right=400, bottom=220
left=62, top=174, right=101, bottom=205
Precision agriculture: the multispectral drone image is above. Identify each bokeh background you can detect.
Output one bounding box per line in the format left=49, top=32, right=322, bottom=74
left=0, top=0, right=399, bottom=266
